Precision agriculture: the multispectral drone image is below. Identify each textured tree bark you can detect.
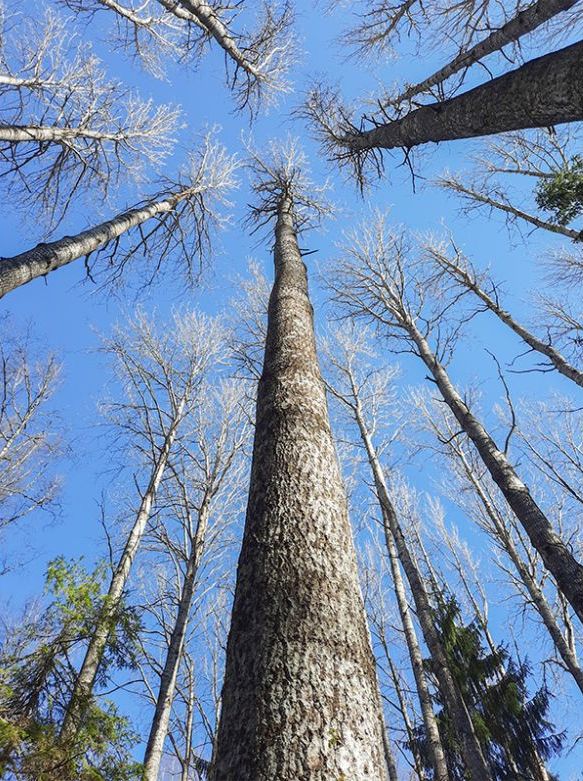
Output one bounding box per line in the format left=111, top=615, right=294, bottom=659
left=0, top=193, right=187, bottom=299
left=432, top=252, right=583, bottom=387
left=352, top=405, right=491, bottom=781
left=390, top=0, right=579, bottom=107
left=210, top=199, right=388, bottom=780
left=407, top=322, right=583, bottom=625
left=60, top=400, right=185, bottom=741
left=142, top=500, right=210, bottom=781
left=341, top=41, right=583, bottom=151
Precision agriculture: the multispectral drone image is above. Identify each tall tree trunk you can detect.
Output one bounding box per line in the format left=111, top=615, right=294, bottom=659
left=407, top=320, right=583, bottom=625
left=210, top=198, right=388, bottom=780
left=0, top=191, right=190, bottom=298
left=386, top=655, right=426, bottom=781
left=142, top=500, right=210, bottom=781
left=60, top=400, right=185, bottom=740
left=351, top=397, right=491, bottom=781
left=339, top=41, right=583, bottom=152
left=390, top=0, right=579, bottom=107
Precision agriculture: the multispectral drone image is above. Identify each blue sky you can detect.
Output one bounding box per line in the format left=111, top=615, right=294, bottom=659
left=1, top=1, right=582, bottom=778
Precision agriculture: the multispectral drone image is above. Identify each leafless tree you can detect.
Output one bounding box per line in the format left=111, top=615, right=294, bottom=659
left=60, top=308, right=227, bottom=742
left=138, top=379, right=249, bottom=781
left=324, top=325, right=492, bottom=781
left=0, top=6, right=179, bottom=227
left=422, top=237, right=583, bottom=386
left=60, top=0, right=296, bottom=111
left=304, top=41, right=583, bottom=185
left=327, top=211, right=583, bottom=625
left=0, top=319, right=61, bottom=566
left=0, top=132, right=239, bottom=298
left=211, top=141, right=388, bottom=780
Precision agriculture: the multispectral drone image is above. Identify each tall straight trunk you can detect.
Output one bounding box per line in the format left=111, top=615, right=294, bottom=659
left=386, top=656, right=426, bottom=781
left=0, top=191, right=190, bottom=298
left=390, top=0, right=579, bottom=107
left=456, top=448, right=583, bottom=696
left=60, top=399, right=185, bottom=740
left=351, top=398, right=490, bottom=781
left=142, top=500, right=210, bottom=781
left=210, top=199, right=388, bottom=780
left=439, top=179, right=581, bottom=240
left=384, top=522, right=450, bottom=781
left=406, top=320, right=583, bottom=624
left=431, top=251, right=583, bottom=387
left=340, top=41, right=583, bottom=152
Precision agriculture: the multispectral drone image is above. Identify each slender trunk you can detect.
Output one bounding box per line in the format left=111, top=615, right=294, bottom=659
left=341, top=41, right=583, bottom=151
left=0, top=75, right=61, bottom=89
left=352, top=402, right=490, bottom=780
left=383, top=526, right=449, bottom=781
left=386, top=655, right=426, bottom=781
left=0, top=190, right=188, bottom=298
left=407, top=320, right=583, bottom=624
left=345, top=381, right=449, bottom=780
left=456, top=448, right=583, bottom=695
left=439, top=179, right=581, bottom=240
left=433, top=252, right=583, bottom=386
left=0, top=124, right=129, bottom=143
left=142, top=501, right=210, bottom=781
left=210, top=199, right=388, bottom=779
left=390, top=0, right=579, bottom=107
left=60, top=399, right=185, bottom=739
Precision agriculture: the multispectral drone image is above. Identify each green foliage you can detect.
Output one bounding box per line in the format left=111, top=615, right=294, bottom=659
left=0, top=557, right=142, bottom=780
left=410, top=596, right=563, bottom=781
left=535, top=156, right=583, bottom=226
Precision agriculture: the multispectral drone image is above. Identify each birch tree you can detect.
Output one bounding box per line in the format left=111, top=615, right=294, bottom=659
left=139, top=380, right=248, bottom=781
left=327, top=212, right=583, bottom=626
left=210, top=141, right=389, bottom=780
left=60, top=309, right=226, bottom=743
left=60, top=0, right=296, bottom=110
left=0, top=133, right=238, bottom=298
left=0, top=7, right=179, bottom=226
left=0, top=320, right=62, bottom=561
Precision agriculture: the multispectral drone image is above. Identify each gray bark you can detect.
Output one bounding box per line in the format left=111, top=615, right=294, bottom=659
left=342, top=41, right=583, bottom=151
left=432, top=252, right=583, bottom=387
left=390, top=0, right=579, bottom=107
left=338, top=374, right=449, bottom=781
left=142, top=500, right=210, bottom=781
left=0, top=192, right=188, bottom=298
left=353, top=407, right=491, bottom=781
left=60, top=399, right=185, bottom=740
left=408, top=321, right=583, bottom=626
left=210, top=199, right=388, bottom=780
left=456, top=448, right=583, bottom=696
